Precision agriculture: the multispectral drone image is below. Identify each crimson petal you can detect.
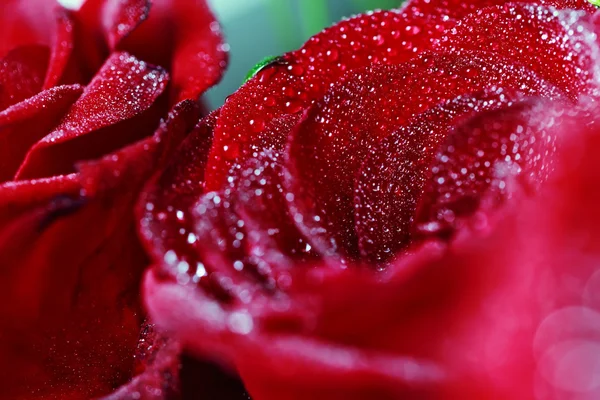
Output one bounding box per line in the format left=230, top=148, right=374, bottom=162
left=16, top=51, right=168, bottom=180
left=205, top=0, right=591, bottom=190
left=0, top=190, right=146, bottom=398
left=0, top=100, right=199, bottom=399
left=241, top=104, right=600, bottom=399
left=436, top=3, right=600, bottom=99
left=0, top=0, right=55, bottom=58
left=44, top=9, right=78, bottom=89
left=0, top=84, right=83, bottom=183
left=112, top=0, right=228, bottom=102
left=138, top=110, right=217, bottom=267
left=102, top=0, right=151, bottom=50
left=413, top=98, right=564, bottom=242
left=206, top=9, right=456, bottom=189
left=0, top=174, right=80, bottom=227
left=354, top=90, right=526, bottom=263
left=285, top=51, right=560, bottom=259
left=0, top=45, right=50, bottom=111
left=401, top=0, right=596, bottom=16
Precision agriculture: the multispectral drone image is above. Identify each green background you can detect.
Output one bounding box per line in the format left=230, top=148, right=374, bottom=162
left=206, top=0, right=401, bottom=108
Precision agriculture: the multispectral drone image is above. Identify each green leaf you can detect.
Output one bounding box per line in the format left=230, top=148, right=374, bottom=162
left=588, top=0, right=600, bottom=6
left=244, top=55, right=282, bottom=83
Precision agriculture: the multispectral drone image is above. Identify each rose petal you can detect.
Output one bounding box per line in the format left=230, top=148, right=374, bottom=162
left=0, top=174, right=80, bottom=231
left=102, top=0, right=151, bottom=50
left=413, top=98, right=564, bottom=242
left=101, top=331, right=182, bottom=400
left=0, top=99, right=198, bottom=398
left=205, top=9, right=456, bottom=189
left=232, top=151, right=318, bottom=266
left=180, top=150, right=318, bottom=304
left=284, top=51, right=560, bottom=259
left=113, top=0, right=228, bottom=102
left=436, top=3, right=599, bottom=99
left=16, top=51, right=169, bottom=180
left=278, top=104, right=600, bottom=399
left=0, top=189, right=146, bottom=398
left=354, top=90, right=526, bottom=263
left=0, top=3, right=81, bottom=92
left=0, top=45, right=50, bottom=111
left=0, top=84, right=82, bottom=183
left=138, top=110, right=217, bottom=266
left=0, top=0, right=55, bottom=58
left=401, top=0, right=596, bottom=16
left=44, top=8, right=78, bottom=89
left=205, top=0, right=591, bottom=190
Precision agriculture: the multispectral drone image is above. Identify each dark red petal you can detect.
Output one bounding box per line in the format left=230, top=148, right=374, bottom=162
left=0, top=84, right=83, bottom=182
left=0, top=0, right=55, bottom=58
left=101, top=328, right=182, bottom=400
left=44, top=9, right=77, bottom=89
left=80, top=100, right=201, bottom=197
left=401, top=0, right=596, bottom=16
left=179, top=151, right=318, bottom=304
left=205, top=112, right=301, bottom=193
left=236, top=335, right=445, bottom=400
left=0, top=100, right=198, bottom=399
left=232, top=151, right=318, bottom=265
left=16, top=51, right=169, bottom=180
left=0, top=191, right=146, bottom=398
left=354, top=90, right=526, bottom=263
left=0, top=174, right=80, bottom=227
left=169, top=0, right=228, bottom=102
left=436, top=3, right=599, bottom=99
left=249, top=105, right=600, bottom=399
left=104, top=323, right=251, bottom=400
left=0, top=45, right=50, bottom=111
left=206, top=9, right=456, bottom=189
left=138, top=110, right=217, bottom=265
left=285, top=51, right=560, bottom=259
left=114, top=0, right=227, bottom=103
left=205, top=0, right=591, bottom=190
left=413, top=98, right=563, bottom=242
left=102, top=0, right=151, bottom=50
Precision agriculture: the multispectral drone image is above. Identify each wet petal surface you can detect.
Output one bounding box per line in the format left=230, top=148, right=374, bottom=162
left=16, top=52, right=168, bottom=180
left=285, top=52, right=559, bottom=259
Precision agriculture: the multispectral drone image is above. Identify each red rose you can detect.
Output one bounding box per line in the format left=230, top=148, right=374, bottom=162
left=0, top=0, right=226, bottom=398
left=140, top=0, right=600, bottom=399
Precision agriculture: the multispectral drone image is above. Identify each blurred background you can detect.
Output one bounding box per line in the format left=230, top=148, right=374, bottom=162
left=206, top=0, right=401, bottom=108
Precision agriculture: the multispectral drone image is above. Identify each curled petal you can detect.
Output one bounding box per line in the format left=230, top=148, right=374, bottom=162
left=0, top=45, right=50, bottom=111
left=0, top=0, right=55, bottom=58
left=205, top=0, right=591, bottom=190
left=435, top=3, right=600, bottom=99
left=0, top=84, right=82, bottom=183
left=354, top=90, right=527, bottom=263
left=102, top=0, right=151, bottom=50
left=17, top=51, right=169, bottom=180
left=285, top=51, right=559, bottom=259
left=0, top=100, right=199, bottom=398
